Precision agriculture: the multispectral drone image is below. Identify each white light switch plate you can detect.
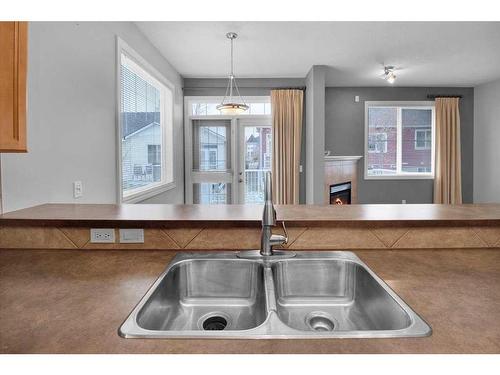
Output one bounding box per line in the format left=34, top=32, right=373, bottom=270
left=73, top=181, right=83, bottom=198
left=119, top=229, right=144, bottom=243
left=90, top=228, right=115, bottom=243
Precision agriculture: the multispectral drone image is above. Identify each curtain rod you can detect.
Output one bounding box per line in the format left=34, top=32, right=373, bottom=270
left=183, top=86, right=306, bottom=90
left=427, top=94, right=463, bottom=99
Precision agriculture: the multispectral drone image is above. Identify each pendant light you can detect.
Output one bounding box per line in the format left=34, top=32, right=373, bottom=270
left=216, top=32, right=249, bottom=115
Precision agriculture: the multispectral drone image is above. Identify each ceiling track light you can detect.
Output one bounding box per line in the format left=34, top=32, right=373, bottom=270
left=216, top=32, right=249, bottom=115
left=384, top=66, right=396, bottom=84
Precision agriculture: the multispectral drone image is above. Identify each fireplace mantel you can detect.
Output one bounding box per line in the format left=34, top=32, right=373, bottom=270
left=325, top=155, right=363, bottom=162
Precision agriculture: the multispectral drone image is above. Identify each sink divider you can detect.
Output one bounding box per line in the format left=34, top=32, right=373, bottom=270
left=263, top=265, right=277, bottom=313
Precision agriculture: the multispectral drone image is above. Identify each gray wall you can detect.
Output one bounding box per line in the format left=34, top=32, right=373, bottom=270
left=305, top=66, right=327, bottom=204
left=0, top=22, right=184, bottom=212
left=325, top=87, right=474, bottom=204
left=184, top=77, right=309, bottom=203
left=474, top=78, right=500, bottom=203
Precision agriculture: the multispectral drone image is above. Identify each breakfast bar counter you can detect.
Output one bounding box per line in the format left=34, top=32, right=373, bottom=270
left=2, top=203, right=500, bottom=227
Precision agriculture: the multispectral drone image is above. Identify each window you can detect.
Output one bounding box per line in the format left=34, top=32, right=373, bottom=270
left=368, top=133, right=387, bottom=153
left=415, top=129, right=432, bottom=150
left=191, top=101, right=271, bottom=116
left=118, top=39, right=174, bottom=202
left=148, top=145, right=161, bottom=165
left=365, top=102, right=435, bottom=179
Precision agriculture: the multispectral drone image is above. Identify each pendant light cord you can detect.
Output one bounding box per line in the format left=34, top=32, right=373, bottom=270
left=229, top=36, right=234, bottom=98
left=230, top=36, right=234, bottom=77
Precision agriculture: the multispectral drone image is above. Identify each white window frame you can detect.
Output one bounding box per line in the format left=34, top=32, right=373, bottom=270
left=415, top=129, right=432, bottom=150
left=184, top=96, right=271, bottom=204
left=116, top=37, right=175, bottom=203
left=364, top=101, right=435, bottom=180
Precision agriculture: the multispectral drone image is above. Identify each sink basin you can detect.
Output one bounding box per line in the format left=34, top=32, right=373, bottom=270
left=135, top=258, right=267, bottom=332
left=119, top=251, right=431, bottom=339
left=273, top=259, right=412, bottom=332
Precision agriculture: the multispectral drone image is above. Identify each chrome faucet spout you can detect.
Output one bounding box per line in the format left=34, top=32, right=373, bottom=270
left=262, top=171, right=276, bottom=227
left=260, top=171, right=287, bottom=256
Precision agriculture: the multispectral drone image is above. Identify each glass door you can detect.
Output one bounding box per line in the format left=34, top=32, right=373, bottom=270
left=190, top=119, right=234, bottom=204
left=184, top=97, right=272, bottom=204
left=238, top=119, right=272, bottom=204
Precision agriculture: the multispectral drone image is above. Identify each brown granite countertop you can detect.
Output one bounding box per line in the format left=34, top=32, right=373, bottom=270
left=2, top=203, right=500, bottom=227
left=1, top=248, right=499, bottom=353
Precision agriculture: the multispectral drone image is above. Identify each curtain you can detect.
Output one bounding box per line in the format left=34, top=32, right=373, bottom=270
left=433, top=97, right=462, bottom=204
left=270, top=89, right=304, bottom=204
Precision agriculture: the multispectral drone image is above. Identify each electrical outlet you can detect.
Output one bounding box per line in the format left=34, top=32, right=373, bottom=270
left=402, top=199, right=407, bottom=204
left=119, top=229, right=144, bottom=243
left=73, top=181, right=83, bottom=198
left=355, top=95, right=360, bottom=102
left=299, top=165, right=303, bottom=173
left=90, top=228, right=115, bottom=243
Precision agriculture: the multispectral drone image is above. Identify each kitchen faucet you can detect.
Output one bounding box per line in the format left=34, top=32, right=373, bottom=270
left=260, top=171, right=288, bottom=256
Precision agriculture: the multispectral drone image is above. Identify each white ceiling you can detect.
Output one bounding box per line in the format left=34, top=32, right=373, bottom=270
left=135, top=22, right=500, bottom=87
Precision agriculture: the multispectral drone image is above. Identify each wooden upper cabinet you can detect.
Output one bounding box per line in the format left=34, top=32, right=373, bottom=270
left=0, top=22, right=28, bottom=152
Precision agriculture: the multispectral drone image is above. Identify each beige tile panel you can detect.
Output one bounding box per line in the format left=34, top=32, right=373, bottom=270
left=474, top=227, right=500, bottom=247
left=392, top=227, right=488, bottom=249
left=186, top=228, right=260, bottom=250
left=163, top=228, right=203, bottom=248
left=289, top=227, right=386, bottom=249
left=60, top=227, right=90, bottom=248
left=0, top=226, right=76, bottom=249
left=83, top=229, right=180, bottom=250
left=1, top=225, right=499, bottom=250
left=371, top=227, right=410, bottom=248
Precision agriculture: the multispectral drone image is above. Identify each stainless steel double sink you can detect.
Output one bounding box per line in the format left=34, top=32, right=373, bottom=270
left=119, top=251, right=431, bottom=339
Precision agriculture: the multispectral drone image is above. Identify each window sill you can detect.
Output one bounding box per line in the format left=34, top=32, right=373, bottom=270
left=122, top=181, right=176, bottom=204
left=364, top=174, right=434, bottom=180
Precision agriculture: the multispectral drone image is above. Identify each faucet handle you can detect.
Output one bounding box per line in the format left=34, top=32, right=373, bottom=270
left=269, top=221, right=288, bottom=248
left=280, top=221, right=289, bottom=245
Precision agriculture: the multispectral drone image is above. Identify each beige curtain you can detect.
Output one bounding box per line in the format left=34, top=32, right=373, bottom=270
left=270, top=89, right=304, bottom=204
left=433, top=97, right=462, bottom=204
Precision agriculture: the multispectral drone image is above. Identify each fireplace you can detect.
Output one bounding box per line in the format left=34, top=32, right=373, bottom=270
left=330, top=181, right=352, bottom=205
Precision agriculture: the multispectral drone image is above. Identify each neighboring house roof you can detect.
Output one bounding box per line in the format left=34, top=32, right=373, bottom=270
left=124, top=122, right=159, bottom=140
left=402, top=108, right=432, bottom=127
left=369, top=108, right=397, bottom=127
left=369, top=108, right=432, bottom=128
left=247, top=134, right=260, bottom=143
left=122, top=111, right=160, bottom=138
left=200, top=127, right=226, bottom=142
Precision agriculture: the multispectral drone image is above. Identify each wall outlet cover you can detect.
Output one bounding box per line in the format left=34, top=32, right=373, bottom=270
left=119, top=229, right=144, bottom=243
left=90, top=228, right=115, bottom=243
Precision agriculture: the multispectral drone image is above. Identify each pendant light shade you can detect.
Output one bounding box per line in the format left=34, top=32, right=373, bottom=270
left=217, top=32, right=248, bottom=115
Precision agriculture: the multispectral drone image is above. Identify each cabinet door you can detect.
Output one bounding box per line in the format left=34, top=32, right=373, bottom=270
left=0, top=22, right=27, bottom=152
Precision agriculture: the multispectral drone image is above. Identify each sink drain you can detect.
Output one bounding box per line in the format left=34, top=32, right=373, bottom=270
left=306, top=313, right=335, bottom=332
left=202, top=316, right=228, bottom=331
